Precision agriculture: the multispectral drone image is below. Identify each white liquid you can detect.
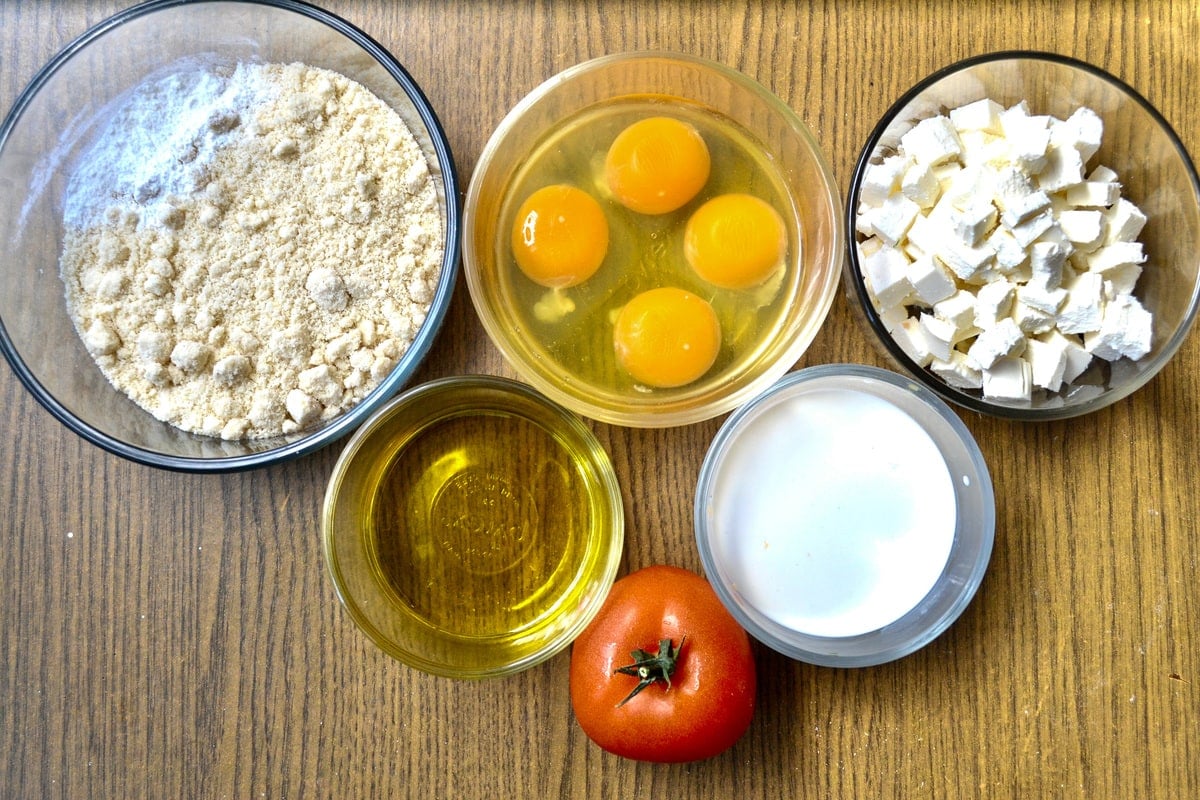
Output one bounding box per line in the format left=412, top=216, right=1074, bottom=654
left=709, top=385, right=957, bottom=638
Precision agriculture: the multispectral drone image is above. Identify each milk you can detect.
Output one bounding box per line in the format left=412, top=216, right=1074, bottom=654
left=707, top=385, right=957, bottom=638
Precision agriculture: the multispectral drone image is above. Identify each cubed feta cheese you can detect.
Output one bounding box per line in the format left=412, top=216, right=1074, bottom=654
left=967, top=316, right=1026, bottom=369
left=1084, top=294, right=1153, bottom=360
left=974, top=278, right=1017, bottom=328
left=1029, top=240, right=1068, bottom=289
left=1037, top=143, right=1086, bottom=193
left=863, top=193, right=922, bottom=247
left=859, top=154, right=911, bottom=207
left=919, top=312, right=958, bottom=361
left=1065, top=180, right=1120, bottom=208
left=950, top=200, right=998, bottom=245
left=1104, top=198, right=1148, bottom=244
left=931, top=350, right=984, bottom=389
left=935, top=238, right=995, bottom=283
left=1087, top=241, right=1146, bottom=273
left=950, top=98, right=1005, bottom=134
left=901, top=161, right=941, bottom=208
left=1058, top=209, right=1105, bottom=250
left=900, top=115, right=964, bottom=166
left=895, top=315, right=935, bottom=366
left=908, top=254, right=957, bottom=305
left=1025, top=336, right=1070, bottom=391
left=982, top=356, right=1033, bottom=401
left=860, top=243, right=914, bottom=309
left=934, top=290, right=979, bottom=340
left=1057, top=271, right=1105, bottom=334
left=1051, top=106, right=1104, bottom=162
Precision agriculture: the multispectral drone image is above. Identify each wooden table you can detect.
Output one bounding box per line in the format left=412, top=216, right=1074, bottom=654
left=2, top=2, right=1197, bottom=797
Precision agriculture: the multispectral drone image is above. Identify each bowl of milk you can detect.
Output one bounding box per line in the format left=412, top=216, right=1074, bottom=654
left=694, top=364, right=994, bottom=667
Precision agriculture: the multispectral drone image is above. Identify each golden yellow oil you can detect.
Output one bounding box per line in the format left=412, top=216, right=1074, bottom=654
left=495, top=97, right=802, bottom=393
left=362, top=405, right=605, bottom=661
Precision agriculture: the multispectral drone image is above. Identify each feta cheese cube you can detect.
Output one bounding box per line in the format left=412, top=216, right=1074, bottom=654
left=935, top=238, right=995, bottom=283
left=1030, top=240, right=1068, bottom=289
left=950, top=98, right=1005, bottom=134
left=982, top=356, right=1033, bottom=401
left=992, top=164, right=1037, bottom=210
left=1000, top=105, right=1051, bottom=172
left=1037, top=143, right=1086, bottom=193
left=1057, top=271, right=1105, bottom=334
left=863, top=193, right=922, bottom=247
left=1087, top=241, right=1147, bottom=273
left=931, top=350, right=984, bottom=389
left=895, top=315, right=935, bottom=366
left=1013, top=299, right=1056, bottom=334
left=908, top=254, right=957, bottom=304
left=987, top=226, right=1028, bottom=272
left=1085, top=294, right=1153, bottom=360
left=1065, top=180, right=1120, bottom=208
left=967, top=316, right=1026, bottom=369
left=1087, top=164, right=1119, bottom=184
left=1008, top=209, right=1056, bottom=248
left=1025, top=336, right=1070, bottom=391
left=934, top=290, right=979, bottom=340
left=905, top=213, right=941, bottom=257
left=901, top=161, right=941, bottom=208
left=1102, top=264, right=1143, bottom=298
left=974, top=278, right=1017, bottom=328
left=859, top=154, right=911, bottom=207
left=1051, top=106, right=1104, bottom=162
left=900, top=115, right=964, bottom=166
left=919, top=313, right=957, bottom=361
left=999, top=190, right=1051, bottom=228
left=860, top=243, right=914, bottom=309
left=1104, top=198, right=1148, bottom=243
left=1017, top=281, right=1068, bottom=314
left=950, top=200, right=998, bottom=245
left=1058, top=209, right=1105, bottom=250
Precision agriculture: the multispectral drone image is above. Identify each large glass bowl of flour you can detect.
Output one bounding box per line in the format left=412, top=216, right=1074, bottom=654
left=0, top=0, right=460, bottom=472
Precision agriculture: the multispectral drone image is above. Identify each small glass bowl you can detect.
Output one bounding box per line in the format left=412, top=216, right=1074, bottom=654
left=323, top=375, right=624, bottom=678
left=0, top=0, right=459, bottom=471
left=463, top=51, right=843, bottom=428
left=844, top=51, right=1200, bottom=420
left=695, top=364, right=994, bottom=668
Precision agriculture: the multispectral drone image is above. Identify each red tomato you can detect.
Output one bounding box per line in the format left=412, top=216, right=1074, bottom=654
left=568, top=565, right=756, bottom=763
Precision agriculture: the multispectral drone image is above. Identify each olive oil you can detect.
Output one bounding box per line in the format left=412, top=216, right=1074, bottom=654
left=324, top=378, right=622, bottom=675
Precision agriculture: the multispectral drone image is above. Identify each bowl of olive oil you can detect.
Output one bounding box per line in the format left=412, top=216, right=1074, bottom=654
left=323, top=375, right=624, bottom=678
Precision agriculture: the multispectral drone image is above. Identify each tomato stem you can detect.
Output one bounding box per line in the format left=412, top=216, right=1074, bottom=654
left=613, top=636, right=685, bottom=707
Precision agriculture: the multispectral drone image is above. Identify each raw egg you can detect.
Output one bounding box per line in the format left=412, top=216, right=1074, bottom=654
left=511, top=184, right=609, bottom=288
left=684, top=193, right=787, bottom=289
left=605, top=117, right=710, bottom=215
left=613, top=287, right=721, bottom=388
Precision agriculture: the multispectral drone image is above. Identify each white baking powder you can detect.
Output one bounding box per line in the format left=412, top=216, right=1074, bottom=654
left=60, top=61, right=443, bottom=440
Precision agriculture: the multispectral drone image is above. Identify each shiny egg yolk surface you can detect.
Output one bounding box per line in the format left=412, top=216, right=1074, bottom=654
left=612, top=287, right=722, bottom=388
left=604, top=117, right=711, bottom=215
left=511, top=184, right=609, bottom=288
left=684, top=193, right=787, bottom=289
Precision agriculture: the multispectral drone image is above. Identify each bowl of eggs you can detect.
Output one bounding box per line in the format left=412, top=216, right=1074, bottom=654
left=845, top=51, right=1200, bottom=419
left=463, top=51, right=844, bottom=427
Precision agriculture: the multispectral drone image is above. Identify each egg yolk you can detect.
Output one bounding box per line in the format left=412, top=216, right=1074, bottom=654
left=684, top=193, right=787, bottom=289
left=605, top=117, right=711, bottom=215
left=613, top=287, right=721, bottom=388
left=511, top=184, right=609, bottom=288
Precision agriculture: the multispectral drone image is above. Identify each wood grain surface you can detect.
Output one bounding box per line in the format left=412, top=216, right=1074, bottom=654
left=1, top=1, right=1197, bottom=798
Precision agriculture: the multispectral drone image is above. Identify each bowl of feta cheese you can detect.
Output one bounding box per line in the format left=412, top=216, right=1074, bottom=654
left=0, top=0, right=459, bottom=471
left=845, top=51, right=1200, bottom=419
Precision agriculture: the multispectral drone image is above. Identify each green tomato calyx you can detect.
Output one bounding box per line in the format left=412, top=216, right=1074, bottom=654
left=614, top=637, right=685, bottom=707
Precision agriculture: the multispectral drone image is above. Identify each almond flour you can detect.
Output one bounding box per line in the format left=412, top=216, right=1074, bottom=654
left=60, top=61, right=444, bottom=440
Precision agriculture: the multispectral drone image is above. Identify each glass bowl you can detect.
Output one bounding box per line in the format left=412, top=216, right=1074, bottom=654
left=844, top=51, right=1200, bottom=419
left=323, top=375, right=624, bottom=678
left=463, top=51, right=843, bottom=428
left=0, top=0, right=459, bottom=471
left=695, top=364, right=994, bottom=668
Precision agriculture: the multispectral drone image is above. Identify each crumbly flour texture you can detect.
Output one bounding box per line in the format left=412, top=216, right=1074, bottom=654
left=61, top=62, right=444, bottom=440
